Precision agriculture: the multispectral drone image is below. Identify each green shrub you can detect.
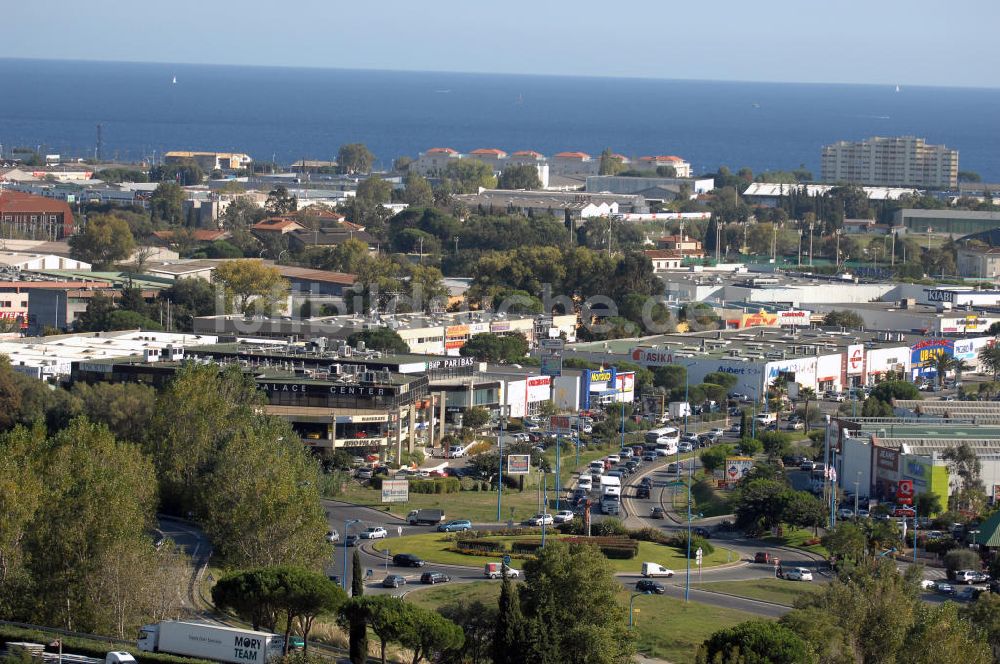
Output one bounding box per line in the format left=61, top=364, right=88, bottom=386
left=943, top=548, right=980, bottom=572
left=456, top=539, right=506, bottom=554
left=670, top=532, right=714, bottom=557
left=410, top=478, right=460, bottom=494
left=628, top=527, right=672, bottom=545
left=807, top=430, right=825, bottom=443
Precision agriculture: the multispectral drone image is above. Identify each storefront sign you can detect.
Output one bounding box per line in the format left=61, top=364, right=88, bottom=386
left=876, top=447, right=899, bottom=472
left=425, top=357, right=476, bottom=370
left=847, top=344, right=864, bottom=375
left=630, top=347, right=674, bottom=366
left=259, top=382, right=392, bottom=396
left=335, top=414, right=388, bottom=424
left=777, top=310, right=811, bottom=327
left=445, top=325, right=469, bottom=337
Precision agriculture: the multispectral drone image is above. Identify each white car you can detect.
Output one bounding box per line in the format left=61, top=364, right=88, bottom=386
left=709, top=428, right=725, bottom=438
left=620, top=448, right=634, bottom=458
left=360, top=527, right=388, bottom=540
left=606, top=454, right=621, bottom=464
left=677, top=442, right=694, bottom=453
left=837, top=508, right=854, bottom=520
left=785, top=567, right=813, bottom=581
left=527, top=513, right=554, bottom=526
left=448, top=445, right=465, bottom=457
left=655, top=448, right=671, bottom=457
left=553, top=510, right=576, bottom=524
left=325, top=530, right=340, bottom=543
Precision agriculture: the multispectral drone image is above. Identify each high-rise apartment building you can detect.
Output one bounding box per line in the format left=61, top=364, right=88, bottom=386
left=820, top=136, right=958, bottom=189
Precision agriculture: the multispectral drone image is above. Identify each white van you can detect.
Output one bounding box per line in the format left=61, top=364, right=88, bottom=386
left=578, top=474, right=593, bottom=491
left=641, top=562, right=676, bottom=578
left=589, top=460, right=605, bottom=474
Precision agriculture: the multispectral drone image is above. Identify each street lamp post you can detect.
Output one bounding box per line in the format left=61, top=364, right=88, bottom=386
left=342, top=518, right=361, bottom=592
left=854, top=473, right=861, bottom=517
left=541, top=476, right=548, bottom=548
left=555, top=431, right=562, bottom=512
left=629, top=591, right=651, bottom=629
left=497, top=414, right=505, bottom=522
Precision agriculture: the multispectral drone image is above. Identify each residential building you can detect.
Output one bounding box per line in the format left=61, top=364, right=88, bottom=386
left=0, top=191, right=75, bottom=239
left=411, top=147, right=463, bottom=176
left=820, top=136, right=958, bottom=189
left=252, top=217, right=307, bottom=235
left=286, top=228, right=375, bottom=253
left=655, top=235, right=704, bottom=257
left=636, top=155, right=692, bottom=178
left=468, top=148, right=508, bottom=169
left=644, top=250, right=683, bottom=272
left=549, top=152, right=599, bottom=176
left=163, top=151, right=252, bottom=171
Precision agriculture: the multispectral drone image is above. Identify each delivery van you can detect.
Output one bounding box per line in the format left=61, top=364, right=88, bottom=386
left=641, top=562, right=676, bottom=578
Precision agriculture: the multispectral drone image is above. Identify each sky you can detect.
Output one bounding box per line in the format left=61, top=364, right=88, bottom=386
left=3, top=0, right=998, bottom=87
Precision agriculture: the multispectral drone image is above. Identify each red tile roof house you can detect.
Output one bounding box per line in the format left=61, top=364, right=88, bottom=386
left=468, top=148, right=508, bottom=167
left=644, top=249, right=684, bottom=271
left=0, top=191, right=75, bottom=239
left=251, top=217, right=306, bottom=234
left=550, top=151, right=599, bottom=176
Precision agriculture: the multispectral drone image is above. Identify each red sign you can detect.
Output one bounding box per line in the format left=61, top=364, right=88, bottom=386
left=896, top=479, right=914, bottom=505
left=849, top=349, right=863, bottom=371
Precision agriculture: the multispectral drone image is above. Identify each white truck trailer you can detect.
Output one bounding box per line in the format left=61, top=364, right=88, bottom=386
left=138, top=621, right=286, bottom=664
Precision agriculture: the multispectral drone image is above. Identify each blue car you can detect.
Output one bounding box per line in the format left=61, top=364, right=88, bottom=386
left=437, top=519, right=473, bottom=532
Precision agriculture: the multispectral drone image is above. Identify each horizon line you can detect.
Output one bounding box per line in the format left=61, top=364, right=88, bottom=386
left=1, top=55, right=998, bottom=92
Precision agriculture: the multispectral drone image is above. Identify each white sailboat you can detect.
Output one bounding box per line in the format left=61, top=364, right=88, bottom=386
left=172, top=75, right=177, bottom=85
left=895, top=84, right=900, bottom=92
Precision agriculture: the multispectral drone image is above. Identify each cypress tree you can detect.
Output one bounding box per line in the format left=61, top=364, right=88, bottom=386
left=493, top=565, right=526, bottom=664
left=740, top=410, right=748, bottom=438
left=349, top=550, right=368, bottom=664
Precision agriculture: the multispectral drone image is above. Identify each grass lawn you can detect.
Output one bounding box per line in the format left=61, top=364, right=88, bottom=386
left=404, top=582, right=758, bottom=664
left=698, top=578, right=822, bottom=606
left=762, top=527, right=829, bottom=557
left=367, top=532, right=738, bottom=573
left=336, top=445, right=617, bottom=524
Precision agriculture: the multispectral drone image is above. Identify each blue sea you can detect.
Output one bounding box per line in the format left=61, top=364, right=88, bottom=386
left=2, top=58, right=1000, bottom=181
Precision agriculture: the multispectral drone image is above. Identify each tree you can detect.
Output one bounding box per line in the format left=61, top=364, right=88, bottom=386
left=598, top=149, right=626, bottom=176
left=357, top=596, right=410, bottom=664
left=733, top=479, right=789, bottom=534
left=518, top=541, right=634, bottom=664
left=653, top=365, right=686, bottom=391
left=460, top=332, right=529, bottom=364
left=493, top=565, right=525, bottom=664
left=700, top=445, right=733, bottom=473
left=782, top=491, right=826, bottom=534
left=463, top=406, right=491, bottom=430
left=401, top=172, right=434, bottom=207
left=70, top=381, right=156, bottom=444
left=930, top=352, right=956, bottom=389
left=0, top=424, right=44, bottom=615
left=942, top=442, right=986, bottom=512
left=397, top=604, right=464, bottom=664
left=821, top=522, right=866, bottom=564
left=149, top=182, right=186, bottom=225
left=265, top=185, right=298, bottom=215
left=337, top=143, right=375, bottom=175
left=69, top=214, right=136, bottom=268
left=161, top=277, right=222, bottom=330
left=200, top=415, right=328, bottom=570
left=979, top=345, right=1000, bottom=380
left=962, top=593, right=1000, bottom=662
left=797, top=387, right=817, bottom=427
left=213, top=259, right=288, bottom=314
left=277, top=567, right=346, bottom=654
left=870, top=380, right=921, bottom=403
left=357, top=176, right=392, bottom=206
left=444, top=159, right=497, bottom=193
left=439, top=598, right=496, bottom=664
left=150, top=160, right=203, bottom=186
left=943, top=548, right=980, bottom=575
left=212, top=568, right=283, bottom=632
left=499, top=164, right=542, bottom=190
left=914, top=492, right=942, bottom=517
left=823, top=310, right=865, bottom=329
left=697, top=620, right=816, bottom=664
left=346, top=328, right=408, bottom=354
left=25, top=417, right=159, bottom=634
left=343, top=595, right=368, bottom=664
left=352, top=549, right=364, bottom=598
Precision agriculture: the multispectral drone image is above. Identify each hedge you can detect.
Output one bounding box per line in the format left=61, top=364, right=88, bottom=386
left=456, top=539, right=506, bottom=554
left=512, top=537, right=639, bottom=559
left=369, top=477, right=461, bottom=494
left=0, top=625, right=210, bottom=664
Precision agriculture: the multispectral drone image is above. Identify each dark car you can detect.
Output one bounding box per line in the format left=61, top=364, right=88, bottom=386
left=420, top=571, right=451, bottom=585
left=383, top=574, right=407, bottom=588
left=692, top=527, right=712, bottom=539
left=754, top=551, right=773, bottom=564
left=639, top=477, right=653, bottom=487
left=636, top=579, right=666, bottom=594
left=635, top=486, right=650, bottom=499
left=344, top=534, right=360, bottom=547
left=651, top=507, right=666, bottom=519
left=393, top=553, right=425, bottom=567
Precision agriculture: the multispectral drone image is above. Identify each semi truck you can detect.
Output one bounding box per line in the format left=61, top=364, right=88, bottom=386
left=138, top=621, right=286, bottom=664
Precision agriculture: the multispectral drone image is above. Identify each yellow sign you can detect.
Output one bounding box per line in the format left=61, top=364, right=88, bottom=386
left=740, top=312, right=778, bottom=329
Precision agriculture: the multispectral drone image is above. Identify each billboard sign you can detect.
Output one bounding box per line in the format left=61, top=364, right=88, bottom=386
left=507, top=454, right=531, bottom=475
left=539, top=338, right=565, bottom=351
left=581, top=367, right=617, bottom=409
left=629, top=347, right=675, bottom=367
left=725, top=456, right=754, bottom=486
left=550, top=416, right=572, bottom=432
left=847, top=344, right=864, bottom=375
left=381, top=479, right=409, bottom=503
left=526, top=376, right=552, bottom=402
left=910, top=339, right=954, bottom=375
left=740, top=312, right=778, bottom=329
left=896, top=479, right=914, bottom=505
left=876, top=446, right=900, bottom=472
left=540, top=354, right=563, bottom=377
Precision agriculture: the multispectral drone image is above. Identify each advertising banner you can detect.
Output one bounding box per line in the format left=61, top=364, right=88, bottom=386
left=381, top=479, right=409, bottom=503
left=896, top=479, right=914, bottom=505
left=740, top=312, right=779, bottom=329
left=550, top=416, right=572, bottom=431
left=540, top=354, right=562, bottom=377
left=875, top=446, right=900, bottom=472
left=581, top=367, right=617, bottom=409
left=507, top=454, right=531, bottom=475
left=910, top=339, right=954, bottom=375
left=629, top=347, right=675, bottom=367
left=526, top=376, right=552, bottom=402
left=724, top=457, right=754, bottom=486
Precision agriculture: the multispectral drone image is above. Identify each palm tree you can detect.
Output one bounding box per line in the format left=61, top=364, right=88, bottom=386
left=979, top=345, right=1000, bottom=381
left=930, top=353, right=956, bottom=390
left=798, top=387, right=817, bottom=427
left=953, top=358, right=971, bottom=392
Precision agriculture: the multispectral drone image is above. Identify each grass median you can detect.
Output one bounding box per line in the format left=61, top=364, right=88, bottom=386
left=697, top=578, right=823, bottom=606
left=367, top=531, right=737, bottom=573
left=405, top=582, right=757, bottom=664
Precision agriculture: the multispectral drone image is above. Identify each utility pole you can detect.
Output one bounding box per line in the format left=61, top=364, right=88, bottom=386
left=808, top=222, right=815, bottom=266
